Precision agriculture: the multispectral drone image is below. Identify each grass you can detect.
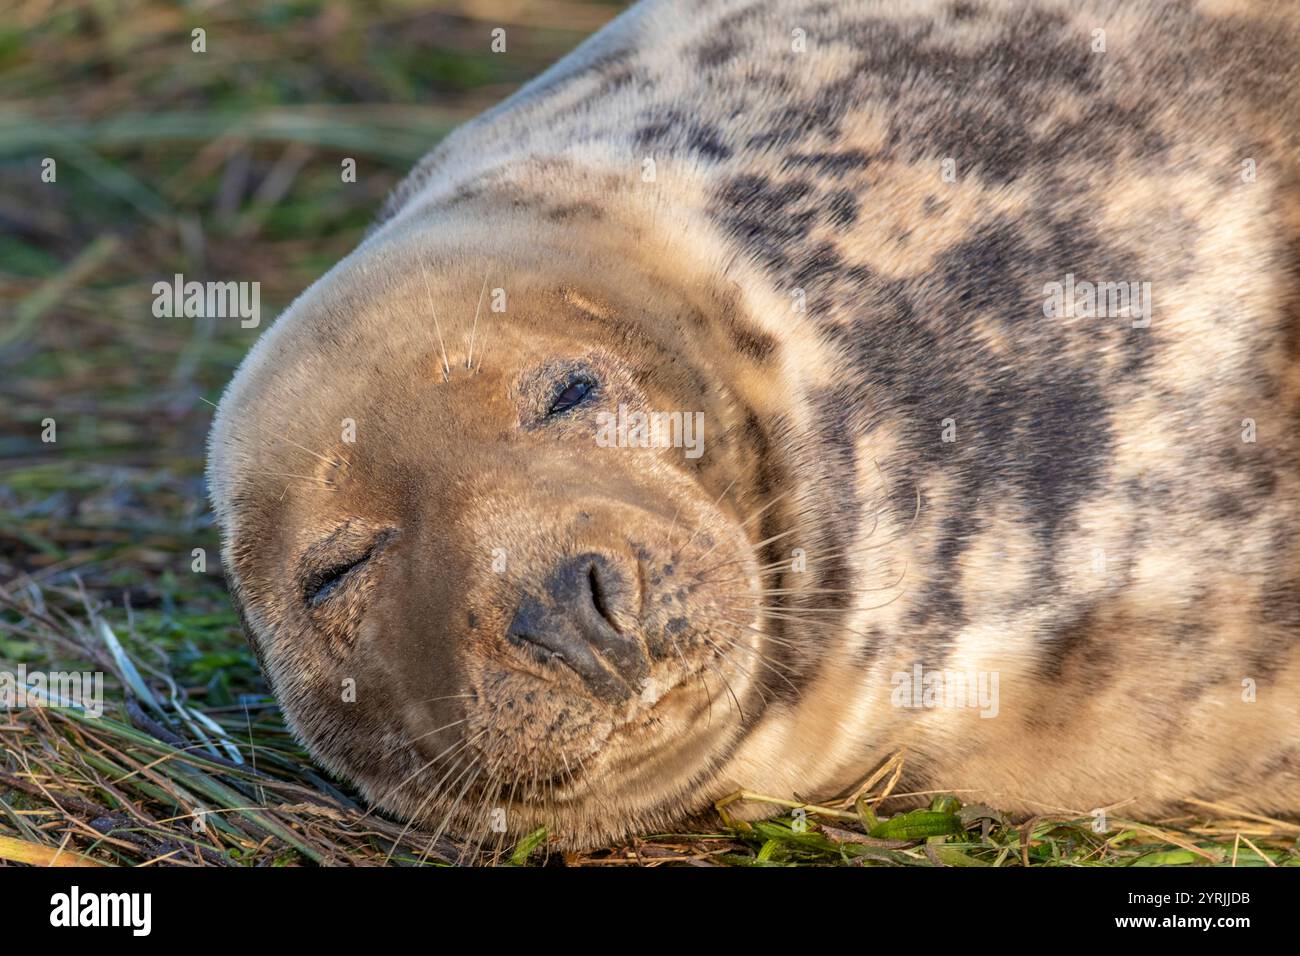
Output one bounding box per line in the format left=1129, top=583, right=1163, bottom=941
left=2, top=0, right=1298, bottom=867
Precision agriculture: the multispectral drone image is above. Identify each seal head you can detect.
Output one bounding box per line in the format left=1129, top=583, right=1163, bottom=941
left=207, top=206, right=789, bottom=848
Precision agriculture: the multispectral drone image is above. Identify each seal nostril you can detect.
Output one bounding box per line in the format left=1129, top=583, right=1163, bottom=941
left=505, top=553, right=649, bottom=703
left=587, top=563, right=618, bottom=631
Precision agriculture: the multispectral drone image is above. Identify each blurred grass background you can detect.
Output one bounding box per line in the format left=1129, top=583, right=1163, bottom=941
left=0, top=0, right=1296, bottom=866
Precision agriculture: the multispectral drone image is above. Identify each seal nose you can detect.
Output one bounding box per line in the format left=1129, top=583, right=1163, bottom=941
left=506, top=553, right=648, bottom=703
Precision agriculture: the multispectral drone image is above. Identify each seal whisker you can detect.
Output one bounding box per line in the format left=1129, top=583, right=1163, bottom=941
left=672, top=475, right=738, bottom=557
left=420, top=753, right=488, bottom=865
left=367, top=727, right=485, bottom=818
left=417, top=257, right=452, bottom=381
left=691, top=526, right=801, bottom=579
left=412, top=693, right=476, bottom=705
left=707, top=617, right=802, bottom=651
left=705, top=628, right=794, bottom=677
left=543, top=775, right=559, bottom=864
left=244, top=469, right=333, bottom=486
left=464, top=746, right=512, bottom=857
left=395, top=714, right=475, bottom=752
left=696, top=650, right=746, bottom=717
left=693, top=489, right=796, bottom=564
left=465, top=261, right=490, bottom=371
left=431, top=751, right=490, bottom=851
left=489, top=765, right=525, bottom=861
left=700, top=535, right=905, bottom=586
left=558, top=750, right=575, bottom=798
left=737, top=604, right=899, bottom=617
left=709, top=631, right=800, bottom=694
left=715, top=608, right=843, bottom=644
left=696, top=670, right=715, bottom=727
left=745, top=583, right=907, bottom=597
left=692, top=487, right=910, bottom=586
left=199, top=394, right=348, bottom=469
left=384, top=750, right=470, bottom=865
left=724, top=597, right=909, bottom=643
left=459, top=754, right=504, bottom=864
left=696, top=565, right=786, bottom=589
left=664, top=503, right=683, bottom=550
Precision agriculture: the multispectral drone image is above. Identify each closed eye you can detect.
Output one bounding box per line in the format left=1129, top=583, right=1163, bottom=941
left=547, top=375, right=596, bottom=417
left=300, top=529, right=394, bottom=608
left=304, top=554, right=372, bottom=606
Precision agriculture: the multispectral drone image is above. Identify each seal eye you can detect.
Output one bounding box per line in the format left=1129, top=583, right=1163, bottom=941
left=304, top=555, right=370, bottom=607
left=547, top=375, right=595, bottom=417
left=301, top=530, right=394, bottom=609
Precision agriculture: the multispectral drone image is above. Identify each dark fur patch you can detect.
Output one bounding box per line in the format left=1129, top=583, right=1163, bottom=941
left=826, top=188, right=859, bottom=228
left=695, top=36, right=742, bottom=69
left=713, top=174, right=817, bottom=272
left=724, top=318, right=777, bottom=362
left=545, top=201, right=604, bottom=222
left=780, top=149, right=872, bottom=177
left=635, top=111, right=733, bottom=161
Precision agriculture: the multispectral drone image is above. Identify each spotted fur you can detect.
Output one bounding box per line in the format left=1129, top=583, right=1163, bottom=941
left=210, top=0, right=1300, bottom=847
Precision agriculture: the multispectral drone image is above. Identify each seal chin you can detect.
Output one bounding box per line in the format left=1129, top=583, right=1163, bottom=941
left=414, top=656, right=758, bottom=849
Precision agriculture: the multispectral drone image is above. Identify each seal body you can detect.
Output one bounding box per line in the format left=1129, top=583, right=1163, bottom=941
left=209, top=0, right=1300, bottom=847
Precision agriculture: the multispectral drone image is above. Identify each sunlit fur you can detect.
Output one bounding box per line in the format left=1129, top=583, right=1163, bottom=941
left=209, top=0, right=1300, bottom=849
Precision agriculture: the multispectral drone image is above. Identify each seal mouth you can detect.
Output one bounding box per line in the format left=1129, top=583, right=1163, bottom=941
left=470, top=660, right=735, bottom=806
